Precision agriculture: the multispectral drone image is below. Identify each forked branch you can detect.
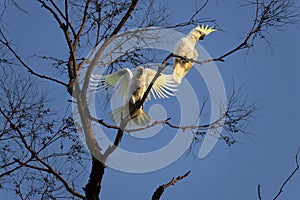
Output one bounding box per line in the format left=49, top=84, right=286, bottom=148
left=257, top=148, right=300, bottom=200
left=273, top=148, right=300, bottom=200
left=0, top=31, right=68, bottom=87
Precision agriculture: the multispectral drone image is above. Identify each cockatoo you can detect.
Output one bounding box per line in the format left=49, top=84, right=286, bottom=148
left=90, top=66, right=177, bottom=127
left=173, top=24, right=216, bottom=84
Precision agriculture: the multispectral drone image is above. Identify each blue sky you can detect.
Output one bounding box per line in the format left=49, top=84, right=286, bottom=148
left=1, top=0, right=300, bottom=199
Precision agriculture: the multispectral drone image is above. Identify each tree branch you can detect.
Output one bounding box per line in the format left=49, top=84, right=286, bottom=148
left=151, top=170, right=191, bottom=200
left=0, top=108, right=86, bottom=199
left=198, top=0, right=299, bottom=64
left=258, top=184, right=263, bottom=200
left=273, top=148, right=300, bottom=200
left=189, top=0, right=210, bottom=22
left=73, top=0, right=92, bottom=52
left=49, top=0, right=76, bottom=36
left=37, top=0, right=78, bottom=92
left=0, top=32, right=68, bottom=87
left=110, top=0, right=139, bottom=37
left=133, top=53, right=173, bottom=114
left=257, top=148, right=300, bottom=200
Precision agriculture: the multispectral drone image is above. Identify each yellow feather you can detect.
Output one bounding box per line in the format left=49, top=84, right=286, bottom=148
left=185, top=62, right=193, bottom=72
left=110, top=104, right=151, bottom=127
left=173, top=60, right=194, bottom=84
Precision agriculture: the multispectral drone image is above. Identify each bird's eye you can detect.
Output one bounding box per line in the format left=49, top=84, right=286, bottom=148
left=199, top=35, right=204, bottom=40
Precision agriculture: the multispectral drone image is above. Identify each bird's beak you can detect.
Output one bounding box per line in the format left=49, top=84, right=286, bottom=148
left=199, top=35, right=205, bottom=40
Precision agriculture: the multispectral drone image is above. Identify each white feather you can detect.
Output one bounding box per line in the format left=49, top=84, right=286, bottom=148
left=173, top=27, right=200, bottom=84
left=91, top=66, right=178, bottom=127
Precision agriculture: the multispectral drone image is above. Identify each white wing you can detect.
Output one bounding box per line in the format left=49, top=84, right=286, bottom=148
left=90, top=68, right=133, bottom=102
left=143, top=68, right=178, bottom=100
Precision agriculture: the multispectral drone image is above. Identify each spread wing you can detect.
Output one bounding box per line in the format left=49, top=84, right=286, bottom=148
left=90, top=68, right=133, bottom=102
left=143, top=68, right=178, bottom=100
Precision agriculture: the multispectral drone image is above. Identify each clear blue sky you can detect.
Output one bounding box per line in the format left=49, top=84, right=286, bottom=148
left=1, top=1, right=300, bottom=199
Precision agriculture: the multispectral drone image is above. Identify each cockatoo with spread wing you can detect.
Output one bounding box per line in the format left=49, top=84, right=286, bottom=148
left=90, top=66, right=178, bottom=126
left=173, top=24, right=216, bottom=84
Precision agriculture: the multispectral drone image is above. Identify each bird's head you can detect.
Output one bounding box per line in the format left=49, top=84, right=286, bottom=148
left=190, top=24, right=216, bottom=41
left=135, top=66, right=144, bottom=77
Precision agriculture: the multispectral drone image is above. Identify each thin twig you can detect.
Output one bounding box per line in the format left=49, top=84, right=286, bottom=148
left=0, top=108, right=86, bottom=199
left=258, top=184, right=262, bottom=200
left=273, top=148, right=300, bottom=200
left=257, top=148, right=300, bottom=200
left=110, top=0, right=139, bottom=37
left=189, top=0, right=210, bottom=22
left=0, top=32, right=68, bottom=87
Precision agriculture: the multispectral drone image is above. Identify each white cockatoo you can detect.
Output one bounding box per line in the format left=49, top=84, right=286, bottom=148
left=90, top=66, right=177, bottom=126
left=173, top=24, right=216, bottom=84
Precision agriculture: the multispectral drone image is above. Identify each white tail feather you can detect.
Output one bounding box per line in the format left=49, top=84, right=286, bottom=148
left=110, top=104, right=151, bottom=128
left=172, top=71, right=182, bottom=84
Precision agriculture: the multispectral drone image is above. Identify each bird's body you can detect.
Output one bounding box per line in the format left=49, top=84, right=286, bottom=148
left=128, top=67, right=147, bottom=105
left=91, top=66, right=177, bottom=127
left=173, top=25, right=216, bottom=84
left=173, top=36, right=199, bottom=83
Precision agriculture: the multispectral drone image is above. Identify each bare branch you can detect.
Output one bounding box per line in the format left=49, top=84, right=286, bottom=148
left=0, top=108, right=86, bottom=199
left=189, top=0, right=210, bottom=22
left=257, top=148, right=300, bottom=200
left=110, top=0, right=139, bottom=37
left=273, top=148, right=300, bottom=200
left=90, top=117, right=120, bottom=130
left=151, top=170, right=191, bottom=200
left=73, top=0, right=92, bottom=51
left=37, top=0, right=65, bottom=28
left=258, top=184, right=263, bottom=200
left=90, top=82, right=257, bottom=151
left=0, top=31, right=68, bottom=87
left=6, top=0, right=28, bottom=14
left=37, top=0, right=78, bottom=87
left=198, top=0, right=299, bottom=64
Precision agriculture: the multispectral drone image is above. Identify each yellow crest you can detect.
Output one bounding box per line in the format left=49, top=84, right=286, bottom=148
left=196, top=24, right=216, bottom=36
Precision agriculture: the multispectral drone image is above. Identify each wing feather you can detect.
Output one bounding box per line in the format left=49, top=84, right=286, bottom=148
left=116, top=68, right=133, bottom=102
left=143, top=68, right=178, bottom=100
left=90, top=68, right=133, bottom=102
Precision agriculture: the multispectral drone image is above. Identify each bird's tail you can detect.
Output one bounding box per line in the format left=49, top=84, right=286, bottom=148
left=110, top=104, right=151, bottom=128
left=173, top=60, right=187, bottom=84
left=172, top=70, right=183, bottom=84
left=131, top=108, right=151, bottom=127
left=173, top=58, right=194, bottom=84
